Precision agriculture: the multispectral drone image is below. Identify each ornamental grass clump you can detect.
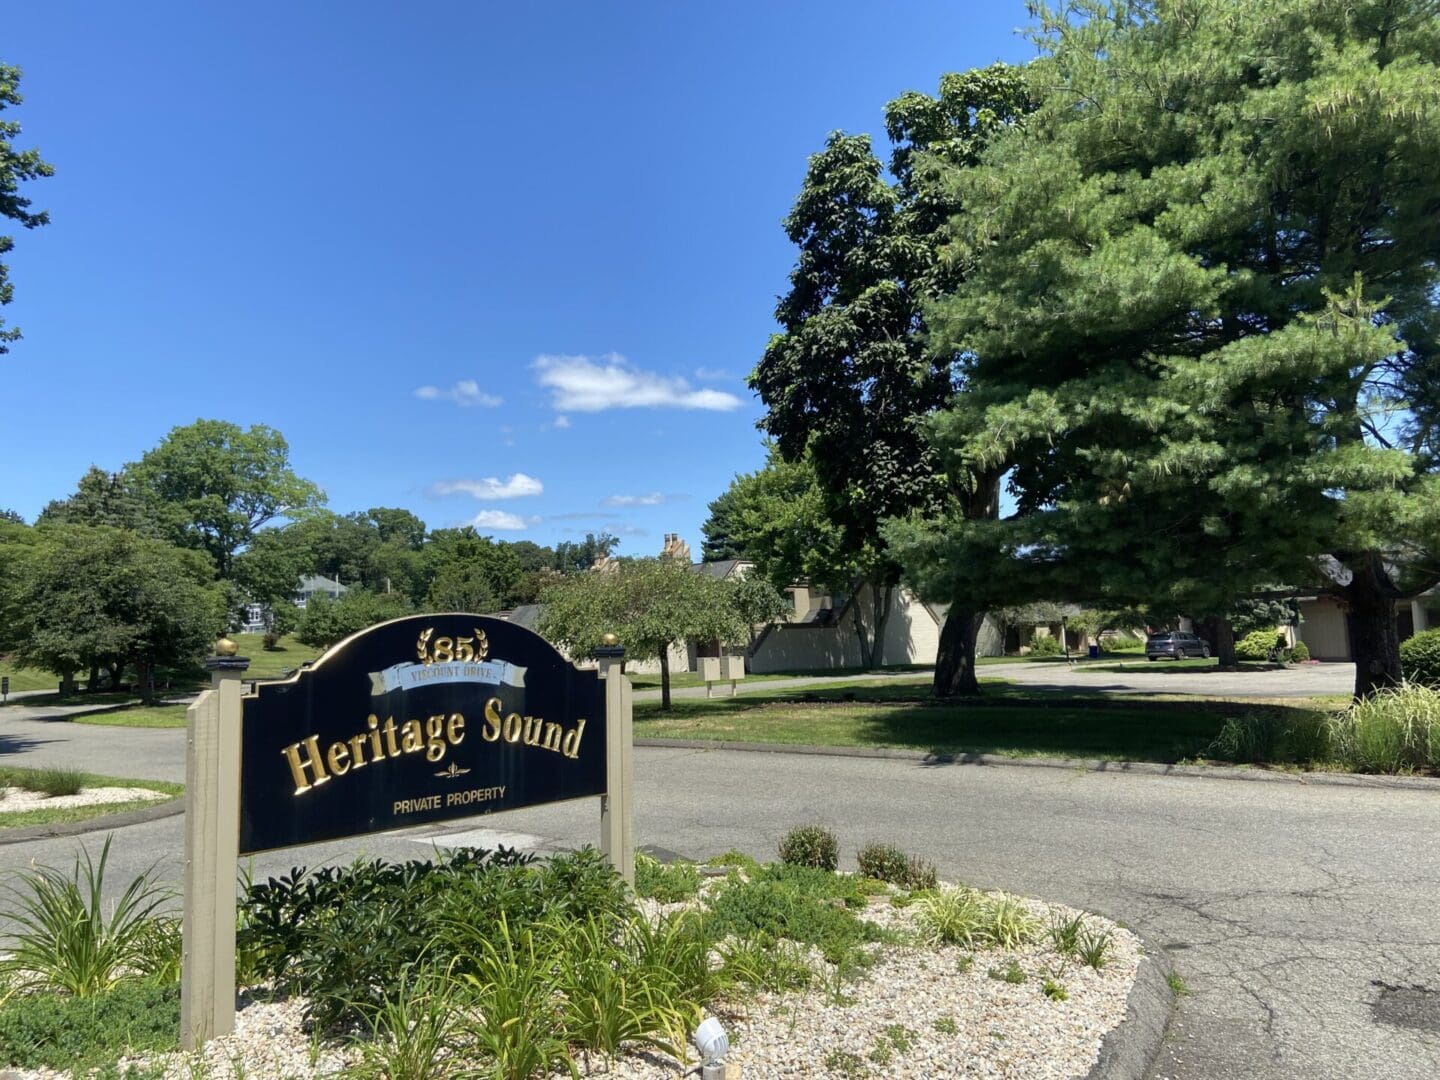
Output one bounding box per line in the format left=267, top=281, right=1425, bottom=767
left=1328, top=683, right=1440, bottom=773
left=914, top=888, right=1041, bottom=950
left=0, top=836, right=171, bottom=998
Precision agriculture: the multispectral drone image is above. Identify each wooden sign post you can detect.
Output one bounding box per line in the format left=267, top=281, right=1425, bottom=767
left=180, top=617, right=634, bottom=1051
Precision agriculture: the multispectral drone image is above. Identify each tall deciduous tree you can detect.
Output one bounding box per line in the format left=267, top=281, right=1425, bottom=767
left=0, top=63, right=51, bottom=354
left=912, top=0, right=1440, bottom=700
left=750, top=65, right=1032, bottom=691
left=538, top=558, right=745, bottom=709
left=127, top=420, right=325, bottom=578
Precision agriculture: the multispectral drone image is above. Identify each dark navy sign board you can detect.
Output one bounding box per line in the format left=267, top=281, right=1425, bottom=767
left=239, top=614, right=606, bottom=854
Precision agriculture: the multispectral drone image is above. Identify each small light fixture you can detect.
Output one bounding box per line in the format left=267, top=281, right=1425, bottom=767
left=692, top=1016, right=729, bottom=1073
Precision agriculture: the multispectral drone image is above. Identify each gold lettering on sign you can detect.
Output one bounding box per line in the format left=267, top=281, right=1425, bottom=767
left=279, top=701, right=590, bottom=795
left=416, top=626, right=489, bottom=665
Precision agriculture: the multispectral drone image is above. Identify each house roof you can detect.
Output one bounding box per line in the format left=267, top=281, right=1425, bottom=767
left=297, top=574, right=347, bottom=593
left=692, top=559, right=747, bottom=580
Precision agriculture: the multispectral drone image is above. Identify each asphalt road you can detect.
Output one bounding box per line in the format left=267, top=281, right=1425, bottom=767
left=2, top=718, right=1437, bottom=1078
left=990, top=658, right=1354, bottom=699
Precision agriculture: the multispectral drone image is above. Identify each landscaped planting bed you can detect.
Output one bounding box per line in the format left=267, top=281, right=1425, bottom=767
left=0, top=833, right=1141, bottom=1079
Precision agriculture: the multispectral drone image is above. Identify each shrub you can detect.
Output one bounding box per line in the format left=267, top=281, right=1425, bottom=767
left=856, top=843, right=909, bottom=884
left=635, top=853, right=702, bottom=903
left=1028, top=634, right=1062, bottom=656
left=1235, top=629, right=1283, bottom=662
left=904, top=856, right=939, bottom=892
left=0, top=836, right=171, bottom=997
left=778, top=825, right=838, bottom=871
left=1289, top=640, right=1311, bottom=663
left=0, top=979, right=179, bottom=1070
left=1328, top=683, right=1440, bottom=772
left=1401, top=628, right=1440, bottom=687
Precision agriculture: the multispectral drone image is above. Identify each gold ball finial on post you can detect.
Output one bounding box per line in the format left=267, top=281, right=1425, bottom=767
left=601, top=632, right=619, bottom=647
left=214, top=636, right=239, bottom=657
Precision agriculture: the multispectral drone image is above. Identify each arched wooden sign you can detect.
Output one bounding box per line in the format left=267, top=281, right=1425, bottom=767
left=239, top=613, right=607, bottom=854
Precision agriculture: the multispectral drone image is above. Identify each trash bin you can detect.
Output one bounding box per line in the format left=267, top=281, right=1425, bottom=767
left=1088, top=644, right=1099, bottom=659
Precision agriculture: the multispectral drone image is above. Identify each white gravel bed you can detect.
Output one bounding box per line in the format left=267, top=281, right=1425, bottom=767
left=6, top=884, right=1139, bottom=1080
left=0, top=786, right=167, bottom=812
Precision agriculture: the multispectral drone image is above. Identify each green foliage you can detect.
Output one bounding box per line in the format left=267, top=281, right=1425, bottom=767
left=933, top=1015, right=959, bottom=1035
left=353, top=965, right=462, bottom=1080
left=0, top=524, right=225, bottom=702
left=1042, top=976, right=1069, bottom=1001
left=0, top=837, right=171, bottom=997
left=778, top=824, right=839, bottom=871
left=0, top=63, right=53, bottom=355
left=539, top=556, right=746, bottom=707
left=25, top=765, right=84, bottom=797
left=707, top=849, right=760, bottom=872
left=126, top=420, right=325, bottom=577
left=1328, top=684, right=1440, bottom=772
left=460, top=916, right=577, bottom=1080
left=716, top=936, right=814, bottom=994
left=0, top=979, right=178, bottom=1070
left=1289, top=640, right=1311, bottom=663
left=1047, top=913, right=1085, bottom=958
left=1401, top=629, right=1440, bottom=687
left=1208, top=713, right=1284, bottom=763
left=913, top=889, right=1040, bottom=950
left=856, top=843, right=908, bottom=884
left=896, top=0, right=1440, bottom=700
left=988, top=960, right=1026, bottom=985
left=295, top=588, right=412, bottom=649
left=1028, top=635, right=1062, bottom=657
left=634, top=854, right=702, bottom=904
left=704, top=866, right=881, bottom=965
left=1235, top=630, right=1283, bottom=662
left=1076, top=926, right=1114, bottom=970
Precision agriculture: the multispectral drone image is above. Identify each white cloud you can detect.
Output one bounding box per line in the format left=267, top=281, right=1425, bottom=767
left=553, top=415, right=572, bottom=429
left=533, top=353, right=742, bottom=413
left=468, top=510, right=538, bottom=531
left=694, top=366, right=730, bottom=381
left=430, top=473, right=543, bottom=499
left=414, top=380, right=502, bottom=407
left=601, top=492, right=686, bottom=507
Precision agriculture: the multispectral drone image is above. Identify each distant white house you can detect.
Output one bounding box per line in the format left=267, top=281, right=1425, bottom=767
left=239, top=573, right=350, bottom=633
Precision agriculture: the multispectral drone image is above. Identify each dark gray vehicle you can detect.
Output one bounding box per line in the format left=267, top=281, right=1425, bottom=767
left=1145, top=631, right=1211, bottom=661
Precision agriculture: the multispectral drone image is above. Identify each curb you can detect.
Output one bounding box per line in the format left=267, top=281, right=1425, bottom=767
left=0, top=797, right=184, bottom=846
left=1086, top=938, right=1175, bottom=1080
left=634, top=738, right=1440, bottom=791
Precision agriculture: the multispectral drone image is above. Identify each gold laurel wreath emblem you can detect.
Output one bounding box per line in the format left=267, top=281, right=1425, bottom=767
left=435, top=762, right=472, bottom=780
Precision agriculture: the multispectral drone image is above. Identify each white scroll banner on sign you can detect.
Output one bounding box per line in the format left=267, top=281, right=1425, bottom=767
left=368, top=659, right=527, bottom=696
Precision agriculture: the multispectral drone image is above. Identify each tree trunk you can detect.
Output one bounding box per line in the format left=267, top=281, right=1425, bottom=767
left=108, top=662, right=123, bottom=692
left=1204, top=616, right=1236, bottom=668
left=87, top=664, right=102, bottom=692
left=852, top=584, right=875, bottom=670
left=934, top=608, right=984, bottom=698
left=59, top=670, right=77, bottom=696
left=659, top=649, right=671, bottom=711
left=870, top=584, right=894, bottom=670
left=137, top=660, right=157, bottom=706
left=1345, top=593, right=1402, bottom=699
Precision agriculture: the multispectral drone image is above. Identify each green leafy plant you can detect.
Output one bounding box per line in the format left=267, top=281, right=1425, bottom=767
left=778, top=824, right=839, bottom=870
left=0, top=837, right=171, bottom=997
left=856, top=843, right=909, bottom=883
left=1329, top=683, right=1440, bottom=772
left=1235, top=630, right=1284, bottom=662
left=914, top=888, right=1039, bottom=950
left=933, top=1015, right=959, bottom=1035
left=1401, top=628, right=1440, bottom=686
left=1167, top=971, right=1191, bottom=997
left=1289, top=640, right=1311, bottom=663
left=627, top=910, right=729, bottom=1012
left=822, top=1048, right=868, bottom=1078
left=0, top=979, right=179, bottom=1070
left=707, top=849, right=759, bottom=872
left=1047, top=913, right=1085, bottom=957
left=704, top=867, right=881, bottom=965
left=1076, top=926, right=1114, bottom=970
left=553, top=915, right=684, bottom=1061
left=635, top=853, right=702, bottom=903
left=461, top=916, right=576, bottom=1080
left=987, top=960, right=1026, bottom=984
left=983, top=896, right=1041, bottom=949
left=353, top=964, right=463, bottom=1080
left=1028, top=634, right=1062, bottom=656
left=1042, top=976, right=1069, bottom=1001
left=1208, top=712, right=1284, bottom=762
left=904, top=856, right=938, bottom=892
left=131, top=916, right=182, bottom=986
left=717, top=936, right=814, bottom=993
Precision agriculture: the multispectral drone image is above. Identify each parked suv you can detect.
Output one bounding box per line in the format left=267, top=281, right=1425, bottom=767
left=1145, top=631, right=1210, bottom=661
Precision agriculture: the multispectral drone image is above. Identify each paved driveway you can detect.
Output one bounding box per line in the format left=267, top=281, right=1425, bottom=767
left=988, top=659, right=1354, bottom=699
left=0, top=710, right=1435, bottom=1079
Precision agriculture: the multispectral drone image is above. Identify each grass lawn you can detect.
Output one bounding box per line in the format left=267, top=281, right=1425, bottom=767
left=0, top=766, right=181, bottom=829
left=231, top=633, right=320, bottom=679
left=634, top=678, right=1332, bottom=765
left=0, top=659, right=62, bottom=694
left=72, top=704, right=188, bottom=729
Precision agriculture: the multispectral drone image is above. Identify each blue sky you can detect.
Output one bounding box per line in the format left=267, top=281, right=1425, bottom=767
left=1, top=2, right=1031, bottom=555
